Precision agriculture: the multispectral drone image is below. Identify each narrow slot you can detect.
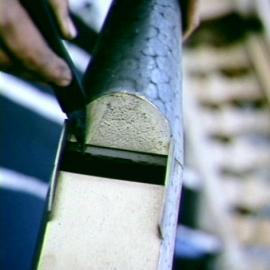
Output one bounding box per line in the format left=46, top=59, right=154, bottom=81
left=61, top=143, right=167, bottom=185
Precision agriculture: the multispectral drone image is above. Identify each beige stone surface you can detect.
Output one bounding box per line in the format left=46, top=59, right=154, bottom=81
left=38, top=172, right=164, bottom=270
left=86, top=93, right=170, bottom=155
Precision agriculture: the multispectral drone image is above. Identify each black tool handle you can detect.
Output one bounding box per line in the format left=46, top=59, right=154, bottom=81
left=20, top=0, right=86, bottom=113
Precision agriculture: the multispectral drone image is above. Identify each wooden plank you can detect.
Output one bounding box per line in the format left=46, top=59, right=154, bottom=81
left=222, top=177, right=270, bottom=211
left=233, top=215, right=270, bottom=246
left=183, top=82, right=247, bottom=270
left=245, top=34, right=270, bottom=104
left=38, top=172, right=164, bottom=270
left=184, top=45, right=249, bottom=73
left=211, top=139, right=270, bottom=173
left=232, top=214, right=257, bottom=245
left=190, top=75, right=262, bottom=104
left=198, top=0, right=235, bottom=20
left=201, top=108, right=270, bottom=136
left=158, top=140, right=183, bottom=270
left=255, top=0, right=270, bottom=41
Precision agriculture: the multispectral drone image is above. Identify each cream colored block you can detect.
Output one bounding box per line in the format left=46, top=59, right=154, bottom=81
left=86, top=93, right=170, bottom=155
left=38, top=172, right=164, bottom=270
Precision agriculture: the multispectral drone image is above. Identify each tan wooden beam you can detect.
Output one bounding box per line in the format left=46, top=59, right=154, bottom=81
left=38, top=172, right=164, bottom=270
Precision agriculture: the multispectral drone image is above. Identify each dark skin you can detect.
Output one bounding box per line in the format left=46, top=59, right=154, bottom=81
left=0, top=0, right=76, bottom=86
left=0, top=0, right=198, bottom=86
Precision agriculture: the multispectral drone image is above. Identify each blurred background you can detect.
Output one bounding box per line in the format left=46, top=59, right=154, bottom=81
left=175, top=0, right=270, bottom=269
left=1, top=0, right=270, bottom=269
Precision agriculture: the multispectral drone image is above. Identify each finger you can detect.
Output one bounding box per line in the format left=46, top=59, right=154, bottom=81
left=0, top=48, right=12, bottom=67
left=49, top=0, right=77, bottom=39
left=0, top=47, right=33, bottom=80
left=0, top=48, right=57, bottom=84
left=0, top=0, right=72, bottom=86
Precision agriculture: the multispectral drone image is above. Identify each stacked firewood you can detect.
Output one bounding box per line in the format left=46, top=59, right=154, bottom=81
left=183, top=0, right=270, bottom=269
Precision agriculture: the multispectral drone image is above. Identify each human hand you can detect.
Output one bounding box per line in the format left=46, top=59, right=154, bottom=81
left=0, top=0, right=77, bottom=86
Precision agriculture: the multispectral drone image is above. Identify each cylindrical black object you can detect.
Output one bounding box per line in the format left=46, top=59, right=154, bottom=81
left=83, top=0, right=182, bottom=135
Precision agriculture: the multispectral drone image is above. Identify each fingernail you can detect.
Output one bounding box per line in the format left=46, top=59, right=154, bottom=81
left=57, top=77, right=72, bottom=87
left=68, top=19, right=77, bottom=39
left=56, top=65, right=72, bottom=86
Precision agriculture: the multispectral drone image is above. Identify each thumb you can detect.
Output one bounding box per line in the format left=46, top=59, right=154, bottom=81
left=49, top=0, right=77, bottom=40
